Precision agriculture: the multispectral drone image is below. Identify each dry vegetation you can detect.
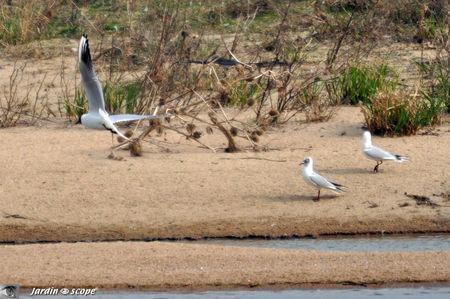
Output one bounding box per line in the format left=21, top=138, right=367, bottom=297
left=0, top=62, right=52, bottom=127
left=0, top=0, right=448, bottom=149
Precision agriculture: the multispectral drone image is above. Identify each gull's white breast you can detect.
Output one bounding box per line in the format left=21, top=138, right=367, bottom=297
left=301, top=168, right=319, bottom=190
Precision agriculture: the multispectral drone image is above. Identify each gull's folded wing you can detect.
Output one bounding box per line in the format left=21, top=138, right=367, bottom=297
left=310, top=173, right=341, bottom=191
left=364, top=146, right=397, bottom=161
left=79, top=34, right=106, bottom=113
left=110, top=114, right=164, bottom=124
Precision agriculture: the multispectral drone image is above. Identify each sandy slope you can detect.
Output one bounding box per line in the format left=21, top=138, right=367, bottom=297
left=0, top=241, right=449, bottom=289
left=0, top=107, right=449, bottom=242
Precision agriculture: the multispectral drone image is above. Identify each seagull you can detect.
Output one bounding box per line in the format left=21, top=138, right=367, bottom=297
left=78, top=34, right=164, bottom=147
left=300, top=157, right=345, bottom=201
left=362, top=131, right=407, bottom=172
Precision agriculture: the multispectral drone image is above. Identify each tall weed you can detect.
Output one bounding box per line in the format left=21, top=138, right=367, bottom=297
left=340, top=64, right=399, bottom=105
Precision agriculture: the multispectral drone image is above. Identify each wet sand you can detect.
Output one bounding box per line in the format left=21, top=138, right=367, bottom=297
left=0, top=241, right=449, bottom=289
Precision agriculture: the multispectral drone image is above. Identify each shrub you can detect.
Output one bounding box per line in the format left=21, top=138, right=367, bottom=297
left=340, top=64, right=399, bottom=105
left=298, top=80, right=337, bottom=122
left=361, top=91, right=446, bottom=136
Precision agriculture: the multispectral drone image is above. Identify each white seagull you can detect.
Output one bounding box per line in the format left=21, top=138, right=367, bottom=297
left=300, top=157, right=345, bottom=201
left=78, top=34, right=164, bottom=144
left=362, top=131, right=407, bottom=172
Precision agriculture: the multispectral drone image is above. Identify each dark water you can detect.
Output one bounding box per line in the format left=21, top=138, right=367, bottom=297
left=21, top=286, right=450, bottom=299
left=184, top=234, right=450, bottom=252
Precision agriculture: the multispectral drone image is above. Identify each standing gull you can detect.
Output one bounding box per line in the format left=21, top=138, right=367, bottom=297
left=300, top=157, right=345, bottom=201
left=78, top=34, right=164, bottom=145
left=362, top=131, right=407, bottom=172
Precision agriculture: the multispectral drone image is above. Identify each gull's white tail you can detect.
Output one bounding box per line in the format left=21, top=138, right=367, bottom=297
left=98, top=109, right=129, bottom=142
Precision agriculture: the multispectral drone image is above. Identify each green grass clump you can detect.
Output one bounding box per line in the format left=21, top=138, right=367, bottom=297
left=0, top=3, right=38, bottom=45
left=104, top=82, right=141, bottom=114
left=431, top=73, right=450, bottom=113
left=340, top=64, right=399, bottom=105
left=64, top=87, right=87, bottom=121
left=357, top=62, right=446, bottom=136
left=414, top=58, right=450, bottom=113
left=361, top=91, right=446, bottom=136
left=64, top=82, right=142, bottom=121
left=0, top=9, right=21, bottom=45
left=103, top=21, right=125, bottom=32
left=226, top=81, right=261, bottom=107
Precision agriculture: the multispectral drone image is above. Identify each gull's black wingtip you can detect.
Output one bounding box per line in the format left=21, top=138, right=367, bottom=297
left=331, top=181, right=346, bottom=192
left=331, top=181, right=345, bottom=188
left=80, top=33, right=92, bottom=69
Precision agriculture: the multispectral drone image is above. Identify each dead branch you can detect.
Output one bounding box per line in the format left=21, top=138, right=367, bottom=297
left=208, top=112, right=239, bottom=152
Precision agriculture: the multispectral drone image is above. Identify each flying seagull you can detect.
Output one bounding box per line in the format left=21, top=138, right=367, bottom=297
left=300, top=157, right=345, bottom=201
left=78, top=34, right=164, bottom=146
left=362, top=131, right=407, bottom=172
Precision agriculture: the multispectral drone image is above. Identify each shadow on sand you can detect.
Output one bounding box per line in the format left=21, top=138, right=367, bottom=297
left=268, top=194, right=339, bottom=202
left=324, top=167, right=372, bottom=175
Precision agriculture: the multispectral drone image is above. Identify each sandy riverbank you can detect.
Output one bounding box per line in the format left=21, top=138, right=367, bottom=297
left=0, top=107, right=449, bottom=242
left=0, top=241, right=449, bottom=289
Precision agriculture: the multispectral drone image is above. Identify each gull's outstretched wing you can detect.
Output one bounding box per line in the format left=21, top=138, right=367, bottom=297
left=98, top=109, right=129, bottom=141
left=79, top=34, right=105, bottom=113
left=364, top=146, right=400, bottom=161
left=310, top=172, right=344, bottom=192
left=109, top=114, right=163, bottom=124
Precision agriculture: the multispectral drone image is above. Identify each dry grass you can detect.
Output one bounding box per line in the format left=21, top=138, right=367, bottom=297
left=361, top=90, right=445, bottom=136
left=0, top=0, right=58, bottom=46
left=0, top=62, right=52, bottom=127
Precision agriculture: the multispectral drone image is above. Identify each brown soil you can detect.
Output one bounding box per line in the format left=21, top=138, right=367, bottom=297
left=0, top=241, right=449, bottom=289
left=0, top=107, right=449, bottom=242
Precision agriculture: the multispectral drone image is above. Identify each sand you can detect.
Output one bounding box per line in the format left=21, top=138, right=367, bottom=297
left=0, top=107, right=449, bottom=242
left=0, top=241, right=449, bottom=289
left=0, top=40, right=449, bottom=289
